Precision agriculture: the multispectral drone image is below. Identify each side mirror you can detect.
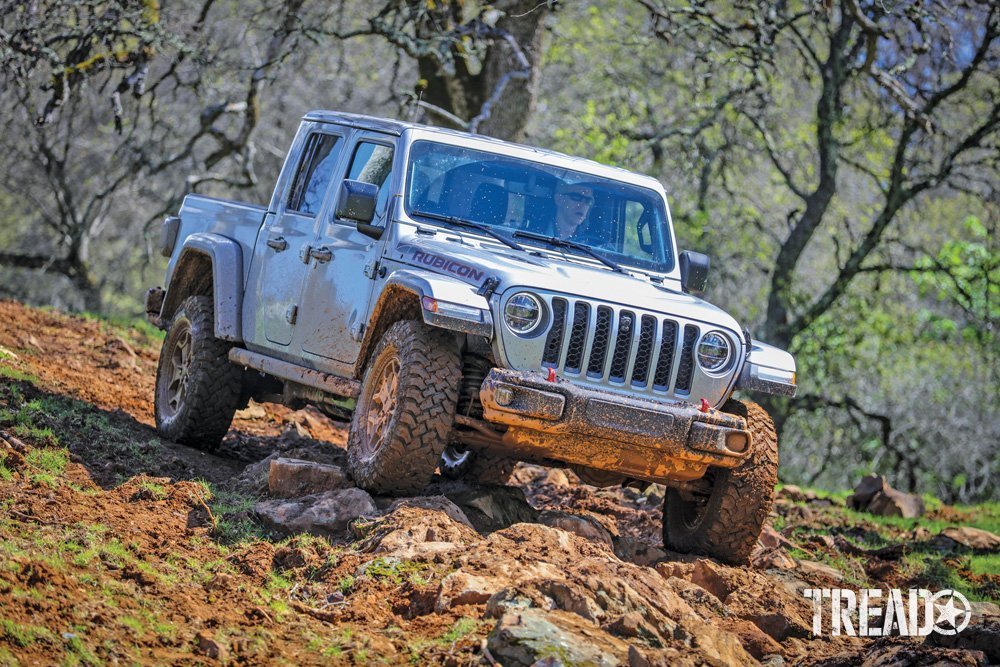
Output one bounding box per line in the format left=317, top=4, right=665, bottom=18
left=336, top=179, right=378, bottom=224
left=679, top=250, right=710, bottom=296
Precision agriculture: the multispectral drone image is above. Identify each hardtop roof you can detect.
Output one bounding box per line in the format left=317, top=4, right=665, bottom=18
left=302, top=110, right=664, bottom=192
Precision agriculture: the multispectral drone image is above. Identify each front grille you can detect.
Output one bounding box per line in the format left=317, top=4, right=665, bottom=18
left=538, top=296, right=701, bottom=398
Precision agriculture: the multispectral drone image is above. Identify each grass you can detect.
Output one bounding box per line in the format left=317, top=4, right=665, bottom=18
left=78, top=310, right=164, bottom=347
left=24, top=448, right=69, bottom=486
left=0, top=376, right=161, bottom=486
left=0, top=618, right=55, bottom=647
left=362, top=557, right=432, bottom=586
left=203, top=483, right=268, bottom=545
left=777, top=486, right=1000, bottom=602
left=440, top=618, right=482, bottom=644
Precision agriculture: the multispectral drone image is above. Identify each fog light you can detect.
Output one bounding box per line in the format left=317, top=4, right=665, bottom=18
left=725, top=432, right=749, bottom=454
left=494, top=385, right=515, bottom=406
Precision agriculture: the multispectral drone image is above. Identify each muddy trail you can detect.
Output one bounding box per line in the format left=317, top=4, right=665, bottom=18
left=0, top=299, right=997, bottom=666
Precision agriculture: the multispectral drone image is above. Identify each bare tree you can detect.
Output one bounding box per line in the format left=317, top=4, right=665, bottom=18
left=325, top=0, right=554, bottom=141
left=635, top=0, right=999, bottom=351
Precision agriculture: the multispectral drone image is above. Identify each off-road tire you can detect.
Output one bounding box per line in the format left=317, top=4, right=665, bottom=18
left=662, top=399, right=778, bottom=565
left=154, top=295, right=242, bottom=450
left=440, top=448, right=516, bottom=486
left=347, top=320, right=461, bottom=495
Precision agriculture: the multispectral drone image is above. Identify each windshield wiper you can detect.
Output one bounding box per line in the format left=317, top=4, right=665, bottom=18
left=513, top=230, right=624, bottom=273
left=409, top=209, right=526, bottom=252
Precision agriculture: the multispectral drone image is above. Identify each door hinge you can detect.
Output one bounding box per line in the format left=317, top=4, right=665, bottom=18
left=364, top=260, right=385, bottom=280
left=285, top=304, right=298, bottom=324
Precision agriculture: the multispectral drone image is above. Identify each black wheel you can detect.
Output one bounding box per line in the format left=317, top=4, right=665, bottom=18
left=440, top=447, right=516, bottom=485
left=154, top=295, right=242, bottom=450
left=347, top=320, right=461, bottom=495
left=662, top=399, right=778, bottom=565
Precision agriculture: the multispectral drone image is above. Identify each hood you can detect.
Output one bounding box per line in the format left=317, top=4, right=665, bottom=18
left=388, top=232, right=743, bottom=334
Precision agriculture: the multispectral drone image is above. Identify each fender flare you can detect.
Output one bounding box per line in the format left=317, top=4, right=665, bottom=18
left=161, top=233, right=244, bottom=342
left=735, top=339, right=797, bottom=397
left=355, top=269, right=493, bottom=374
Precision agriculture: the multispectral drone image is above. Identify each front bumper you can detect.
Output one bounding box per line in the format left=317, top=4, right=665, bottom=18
left=479, top=368, right=753, bottom=483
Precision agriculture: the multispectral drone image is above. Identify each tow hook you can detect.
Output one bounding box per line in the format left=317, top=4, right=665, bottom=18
left=699, top=398, right=711, bottom=413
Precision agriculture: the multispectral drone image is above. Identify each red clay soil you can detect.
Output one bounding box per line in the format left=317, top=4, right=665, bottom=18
left=0, top=300, right=995, bottom=666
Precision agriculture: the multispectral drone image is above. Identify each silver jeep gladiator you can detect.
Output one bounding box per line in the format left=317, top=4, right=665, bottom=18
left=146, top=111, right=796, bottom=563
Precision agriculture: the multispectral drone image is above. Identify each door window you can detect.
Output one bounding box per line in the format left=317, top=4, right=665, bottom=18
left=347, top=142, right=395, bottom=218
left=287, top=133, right=343, bottom=215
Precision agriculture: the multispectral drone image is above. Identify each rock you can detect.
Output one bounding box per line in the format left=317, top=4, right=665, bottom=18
left=795, top=559, right=844, bottom=582
left=848, top=474, right=924, bottom=518
left=386, top=496, right=475, bottom=529
left=758, top=524, right=797, bottom=551
left=229, top=446, right=345, bottom=496
left=721, top=618, right=783, bottom=660
left=543, top=468, right=571, bottom=488
left=441, top=484, right=538, bottom=533
left=926, top=618, right=1000, bottom=663
left=658, top=559, right=814, bottom=642
left=487, top=608, right=630, bottom=667
left=972, top=602, right=1000, bottom=623
left=867, top=487, right=924, bottom=518
left=938, top=526, right=1000, bottom=551
left=538, top=510, right=614, bottom=548
left=613, top=537, right=667, bottom=566
left=778, top=485, right=807, bottom=502
left=195, top=632, right=228, bottom=661
left=235, top=400, right=268, bottom=420
left=267, top=457, right=349, bottom=498
left=254, top=488, right=377, bottom=537
left=360, top=503, right=481, bottom=560
left=753, top=548, right=797, bottom=571
left=435, top=571, right=500, bottom=611
left=848, top=474, right=889, bottom=510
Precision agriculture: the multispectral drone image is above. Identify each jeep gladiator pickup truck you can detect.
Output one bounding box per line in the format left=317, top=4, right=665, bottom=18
left=146, top=111, right=796, bottom=563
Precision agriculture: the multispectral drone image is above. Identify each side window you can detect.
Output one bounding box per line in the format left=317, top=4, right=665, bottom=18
left=287, top=133, right=343, bottom=215
left=347, top=142, right=395, bottom=219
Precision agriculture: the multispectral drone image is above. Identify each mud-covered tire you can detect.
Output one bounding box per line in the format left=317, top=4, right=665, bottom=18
left=154, top=295, right=242, bottom=451
left=440, top=448, right=516, bottom=486
left=662, top=399, right=778, bottom=565
left=347, top=320, right=461, bottom=495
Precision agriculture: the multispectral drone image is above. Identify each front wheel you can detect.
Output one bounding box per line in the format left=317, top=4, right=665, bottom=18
left=154, top=295, right=242, bottom=450
left=662, top=399, right=778, bottom=565
left=440, top=447, right=516, bottom=485
left=347, top=320, right=461, bottom=495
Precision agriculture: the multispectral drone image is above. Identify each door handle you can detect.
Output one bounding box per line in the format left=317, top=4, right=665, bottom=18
left=309, top=246, right=333, bottom=263
left=266, top=236, right=288, bottom=252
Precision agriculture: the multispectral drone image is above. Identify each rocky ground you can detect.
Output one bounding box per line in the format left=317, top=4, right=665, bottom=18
left=0, top=299, right=997, bottom=666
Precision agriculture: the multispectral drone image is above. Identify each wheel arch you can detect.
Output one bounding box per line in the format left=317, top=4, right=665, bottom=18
left=354, top=270, right=494, bottom=378
left=159, top=233, right=244, bottom=342
left=354, top=284, right=423, bottom=377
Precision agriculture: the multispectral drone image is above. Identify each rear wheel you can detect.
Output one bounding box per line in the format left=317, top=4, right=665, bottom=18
left=154, top=295, right=242, bottom=450
left=662, top=399, right=778, bottom=565
left=347, top=320, right=461, bottom=495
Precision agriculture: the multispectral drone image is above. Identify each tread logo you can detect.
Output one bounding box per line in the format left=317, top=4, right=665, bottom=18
left=803, top=588, right=970, bottom=637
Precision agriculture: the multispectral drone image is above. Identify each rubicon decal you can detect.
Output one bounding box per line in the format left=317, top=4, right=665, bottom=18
left=408, top=248, right=485, bottom=282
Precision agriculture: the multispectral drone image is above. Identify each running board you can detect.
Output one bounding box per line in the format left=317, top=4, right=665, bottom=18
left=229, top=348, right=361, bottom=399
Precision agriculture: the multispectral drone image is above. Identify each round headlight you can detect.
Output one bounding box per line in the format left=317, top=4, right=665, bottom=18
left=504, top=293, right=542, bottom=334
left=697, top=331, right=732, bottom=373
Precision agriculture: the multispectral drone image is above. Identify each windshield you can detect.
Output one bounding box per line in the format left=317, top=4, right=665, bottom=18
left=404, top=140, right=675, bottom=273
